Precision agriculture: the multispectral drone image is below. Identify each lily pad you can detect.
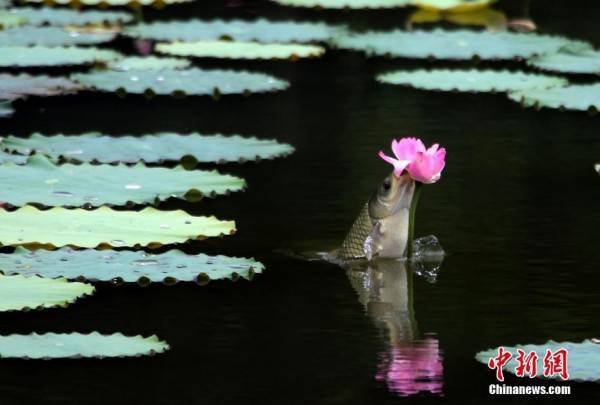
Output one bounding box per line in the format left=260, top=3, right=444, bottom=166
left=0, top=155, right=245, bottom=207
left=0, top=26, right=116, bottom=46
left=508, top=83, right=600, bottom=112
left=0, top=275, right=93, bottom=311
left=332, top=29, right=591, bottom=60
left=476, top=340, right=600, bottom=382
left=0, top=46, right=122, bottom=67
left=0, top=150, right=26, bottom=163
left=0, top=73, right=81, bottom=101
left=1, top=247, right=263, bottom=284
left=0, top=205, right=235, bottom=248
left=527, top=45, right=600, bottom=75
left=71, top=68, right=289, bottom=96
left=412, top=0, right=494, bottom=12
left=123, top=19, right=346, bottom=43
left=377, top=69, right=568, bottom=93
left=22, top=0, right=192, bottom=7
left=0, top=10, right=26, bottom=28
left=0, top=101, right=14, bottom=119
left=7, top=7, right=133, bottom=26
left=156, top=40, right=325, bottom=60
left=0, top=332, right=169, bottom=359
left=107, top=56, right=191, bottom=71
left=270, top=0, right=411, bottom=9
left=1, top=133, right=294, bottom=164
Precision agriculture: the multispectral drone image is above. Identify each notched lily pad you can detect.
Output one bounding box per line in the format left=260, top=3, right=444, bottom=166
left=0, top=274, right=94, bottom=312
left=0, top=73, right=81, bottom=101
left=0, top=46, right=122, bottom=67
left=7, top=7, right=133, bottom=26
left=332, top=29, right=591, bottom=60
left=123, top=19, right=346, bottom=43
left=0, top=26, right=116, bottom=47
left=156, top=40, right=325, bottom=60
left=270, top=0, right=411, bottom=9
left=71, top=68, right=289, bottom=97
left=508, top=83, right=600, bottom=112
left=377, top=69, right=568, bottom=93
left=0, top=154, right=245, bottom=207
left=0, top=205, right=235, bottom=248
left=107, top=56, right=191, bottom=71
left=0, top=101, right=15, bottom=119
left=22, top=0, right=192, bottom=7
left=1, top=133, right=294, bottom=164
left=0, top=332, right=169, bottom=359
left=476, top=340, right=600, bottom=382
left=1, top=247, right=264, bottom=284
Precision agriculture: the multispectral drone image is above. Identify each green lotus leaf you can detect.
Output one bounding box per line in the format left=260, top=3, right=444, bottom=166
left=0, top=46, right=122, bottom=67
left=0, top=155, right=245, bottom=207
left=0, top=332, right=169, bottom=359
left=412, top=0, right=494, bottom=11
left=476, top=340, right=600, bottom=381
left=0, top=26, right=116, bottom=46
left=7, top=7, right=133, bottom=26
left=508, top=83, right=600, bottom=112
left=0, top=10, right=26, bottom=28
left=0, top=205, right=235, bottom=248
left=123, top=19, right=346, bottom=43
left=22, top=0, right=191, bottom=7
left=0, top=274, right=93, bottom=312
left=270, top=0, right=411, bottom=9
left=156, top=40, right=325, bottom=60
left=107, top=56, right=191, bottom=71
left=0, top=150, right=26, bottom=163
left=0, top=101, right=14, bottom=119
left=0, top=73, right=81, bottom=101
left=71, top=68, right=289, bottom=96
left=527, top=45, right=600, bottom=75
left=2, top=133, right=294, bottom=164
left=377, top=69, right=568, bottom=93
left=1, top=247, right=264, bottom=284
left=332, top=28, right=591, bottom=60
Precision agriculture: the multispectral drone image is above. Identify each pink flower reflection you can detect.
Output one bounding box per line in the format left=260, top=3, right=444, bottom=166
left=375, top=337, right=444, bottom=396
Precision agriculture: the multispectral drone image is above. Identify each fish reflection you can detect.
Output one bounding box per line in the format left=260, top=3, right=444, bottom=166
left=345, top=259, right=444, bottom=397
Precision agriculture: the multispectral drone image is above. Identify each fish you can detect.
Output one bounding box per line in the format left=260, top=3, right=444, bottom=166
left=338, top=172, right=416, bottom=260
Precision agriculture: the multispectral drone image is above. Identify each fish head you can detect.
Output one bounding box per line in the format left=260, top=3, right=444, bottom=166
left=368, top=172, right=415, bottom=221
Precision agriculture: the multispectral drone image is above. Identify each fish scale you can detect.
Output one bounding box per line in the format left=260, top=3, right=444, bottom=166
left=339, top=203, right=373, bottom=259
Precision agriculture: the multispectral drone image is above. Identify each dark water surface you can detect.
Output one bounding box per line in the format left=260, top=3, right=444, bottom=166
left=1, top=0, right=600, bottom=403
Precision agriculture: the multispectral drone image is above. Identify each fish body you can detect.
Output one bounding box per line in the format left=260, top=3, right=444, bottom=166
left=338, top=173, right=415, bottom=261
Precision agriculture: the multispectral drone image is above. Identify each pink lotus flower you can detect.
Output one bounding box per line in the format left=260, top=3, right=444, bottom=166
left=379, top=137, right=446, bottom=184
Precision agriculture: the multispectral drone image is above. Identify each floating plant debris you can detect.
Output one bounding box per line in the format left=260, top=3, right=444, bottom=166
left=377, top=69, right=568, bottom=93
left=1, top=247, right=264, bottom=284
left=508, top=83, right=600, bottom=112
left=0, top=155, right=245, bottom=207
left=0, top=73, right=81, bottom=101
left=270, top=0, right=411, bottom=9
left=0, top=26, right=116, bottom=47
left=0, top=46, right=122, bottom=67
left=0, top=206, right=235, bottom=248
left=1, top=133, right=294, bottom=164
left=7, top=7, right=133, bottom=26
left=71, top=68, right=289, bottom=96
left=527, top=45, right=600, bottom=75
left=106, top=56, right=191, bottom=71
left=124, top=19, right=346, bottom=43
left=476, top=340, right=600, bottom=381
left=332, top=29, right=591, bottom=60
left=156, top=40, right=325, bottom=60
left=0, top=332, right=169, bottom=359
left=0, top=275, right=94, bottom=312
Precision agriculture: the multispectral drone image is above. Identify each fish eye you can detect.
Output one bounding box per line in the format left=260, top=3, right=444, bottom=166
left=382, top=180, right=391, bottom=192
